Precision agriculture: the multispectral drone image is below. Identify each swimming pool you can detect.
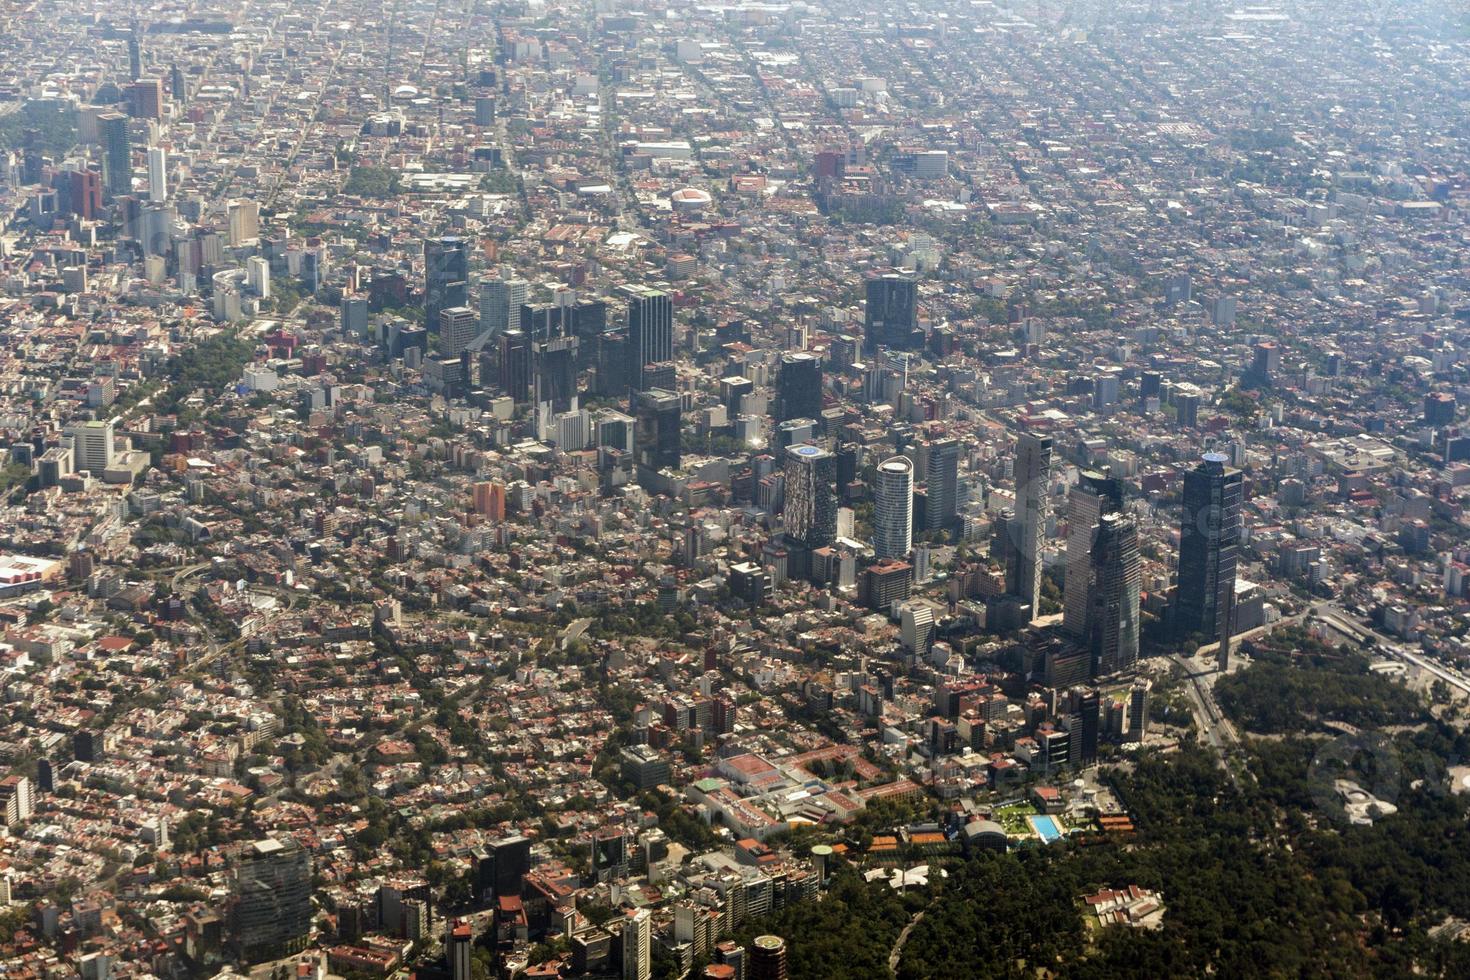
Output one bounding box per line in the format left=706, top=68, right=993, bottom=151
left=1029, top=814, right=1064, bottom=843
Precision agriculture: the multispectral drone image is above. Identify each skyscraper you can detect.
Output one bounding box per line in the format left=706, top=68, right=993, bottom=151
left=438, top=306, right=478, bottom=357
left=1174, top=453, right=1243, bottom=646
left=479, top=274, right=528, bottom=341
left=424, top=236, right=470, bottom=331
left=1063, top=471, right=1140, bottom=677
left=498, top=330, right=532, bottom=403
left=783, top=444, right=837, bottom=550
left=146, top=146, right=166, bottom=201
left=128, top=78, right=164, bottom=121
left=776, top=352, right=822, bottom=423
left=622, top=286, right=673, bottom=392
left=73, top=419, right=115, bottom=474
left=1005, top=432, right=1051, bottom=620
left=635, top=388, right=682, bottom=476
left=874, top=456, right=914, bottom=560
left=98, top=113, right=131, bottom=197
left=233, top=838, right=312, bottom=963
left=923, top=437, right=960, bottom=532
left=863, top=273, right=919, bottom=354
left=1063, top=471, right=1122, bottom=640
left=227, top=200, right=259, bottom=246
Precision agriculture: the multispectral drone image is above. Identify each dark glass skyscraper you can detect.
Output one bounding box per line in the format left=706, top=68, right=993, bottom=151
left=98, top=113, right=131, bottom=197
left=863, top=273, right=920, bottom=354
left=635, top=388, right=681, bottom=475
left=622, top=285, right=673, bottom=392
left=776, top=352, right=823, bottom=422
left=1005, top=432, right=1051, bottom=621
left=1175, top=453, right=1243, bottom=645
left=424, top=236, right=469, bottom=331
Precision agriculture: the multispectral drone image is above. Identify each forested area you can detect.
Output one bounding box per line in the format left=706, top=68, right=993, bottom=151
left=738, top=642, right=1470, bottom=979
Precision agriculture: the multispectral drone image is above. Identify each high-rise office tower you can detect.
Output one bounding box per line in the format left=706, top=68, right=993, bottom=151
left=1129, top=678, right=1151, bottom=741
left=923, top=437, right=960, bottom=532
left=1005, top=432, right=1051, bottom=620
left=776, top=352, right=822, bottom=422
left=227, top=199, right=259, bottom=246
left=830, top=334, right=859, bottom=372
left=73, top=419, right=115, bottom=474
left=424, top=236, right=470, bottom=331
left=171, top=64, right=187, bottom=104
left=438, top=306, right=478, bottom=357
left=1062, top=470, right=1123, bottom=640
left=146, top=146, right=166, bottom=202
left=863, top=273, right=919, bottom=354
left=534, top=335, right=579, bottom=413
left=1063, top=471, right=1140, bottom=676
left=247, top=256, right=270, bottom=299
left=622, top=285, right=673, bottom=392
left=233, top=838, right=312, bottom=963
left=1065, top=687, right=1101, bottom=764
left=1090, top=513, right=1141, bottom=676
left=98, top=113, right=131, bottom=197
left=498, top=330, right=532, bottom=403
left=128, top=78, right=164, bottom=120
left=1174, top=453, right=1243, bottom=646
left=479, top=275, right=528, bottom=341
left=635, top=388, right=681, bottom=476
left=783, top=444, right=837, bottom=550
left=128, top=31, right=142, bottom=81
left=874, top=456, right=914, bottom=560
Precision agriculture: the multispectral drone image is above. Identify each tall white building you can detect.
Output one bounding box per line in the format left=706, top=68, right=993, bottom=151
left=479, top=274, right=529, bottom=341
left=247, top=256, right=271, bottom=298
left=146, top=146, right=167, bottom=201
left=439, top=306, right=478, bottom=357
left=874, top=456, right=914, bottom=559
left=0, top=775, right=32, bottom=826
left=73, top=419, right=115, bottom=474
left=623, top=909, right=651, bottom=980
left=899, top=601, right=933, bottom=653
